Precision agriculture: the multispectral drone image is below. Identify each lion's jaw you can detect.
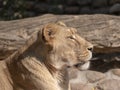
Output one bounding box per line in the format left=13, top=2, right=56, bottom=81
left=48, top=45, right=92, bottom=71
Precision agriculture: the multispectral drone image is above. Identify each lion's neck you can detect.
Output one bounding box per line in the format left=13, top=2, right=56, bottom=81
left=45, top=61, right=69, bottom=90
left=7, top=41, right=69, bottom=90
left=7, top=54, right=69, bottom=90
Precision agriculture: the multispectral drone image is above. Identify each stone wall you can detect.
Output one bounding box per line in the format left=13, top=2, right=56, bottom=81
left=0, top=0, right=120, bottom=20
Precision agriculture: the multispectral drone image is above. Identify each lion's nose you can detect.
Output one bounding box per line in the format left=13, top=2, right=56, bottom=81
left=87, top=46, right=93, bottom=52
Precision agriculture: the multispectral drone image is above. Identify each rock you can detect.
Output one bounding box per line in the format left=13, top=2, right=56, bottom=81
left=68, top=68, right=78, bottom=79
left=71, top=83, right=93, bottom=90
left=96, top=79, right=120, bottom=90
left=64, top=6, right=79, bottom=14
left=92, top=0, right=108, bottom=7
left=112, top=69, right=120, bottom=77
left=69, top=69, right=105, bottom=84
left=69, top=69, right=89, bottom=84
left=0, top=14, right=120, bottom=59
left=86, top=71, right=105, bottom=83
left=105, top=69, right=120, bottom=80
left=110, top=3, right=120, bottom=14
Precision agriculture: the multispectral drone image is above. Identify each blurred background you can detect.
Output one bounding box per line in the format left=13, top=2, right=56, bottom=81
left=0, top=0, right=120, bottom=20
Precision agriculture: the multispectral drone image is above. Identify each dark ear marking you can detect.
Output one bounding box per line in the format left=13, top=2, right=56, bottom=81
left=47, top=29, right=52, bottom=36
left=41, top=24, right=57, bottom=42
left=42, top=28, right=46, bottom=41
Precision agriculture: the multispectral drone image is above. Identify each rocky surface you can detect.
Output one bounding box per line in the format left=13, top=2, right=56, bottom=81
left=69, top=68, right=120, bottom=90
left=0, top=14, right=120, bottom=90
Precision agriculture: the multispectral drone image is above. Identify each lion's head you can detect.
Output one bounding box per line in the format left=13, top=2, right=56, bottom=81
left=38, top=22, right=93, bottom=71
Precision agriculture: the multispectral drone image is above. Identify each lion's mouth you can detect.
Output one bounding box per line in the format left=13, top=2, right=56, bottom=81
left=74, top=62, right=86, bottom=67
left=73, top=61, right=90, bottom=70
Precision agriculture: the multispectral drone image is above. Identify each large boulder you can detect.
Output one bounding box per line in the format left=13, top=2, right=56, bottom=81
left=0, top=14, right=120, bottom=60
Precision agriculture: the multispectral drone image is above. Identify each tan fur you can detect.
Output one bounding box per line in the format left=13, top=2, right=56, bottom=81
left=0, top=22, right=93, bottom=90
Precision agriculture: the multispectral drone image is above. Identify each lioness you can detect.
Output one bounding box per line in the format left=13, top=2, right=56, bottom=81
left=1, top=22, right=93, bottom=90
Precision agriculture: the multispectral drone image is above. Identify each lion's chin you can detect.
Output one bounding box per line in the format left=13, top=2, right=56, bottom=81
left=74, top=61, right=90, bottom=71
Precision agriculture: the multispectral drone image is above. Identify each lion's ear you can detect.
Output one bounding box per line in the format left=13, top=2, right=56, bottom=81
left=56, top=21, right=67, bottom=27
left=42, top=26, right=57, bottom=42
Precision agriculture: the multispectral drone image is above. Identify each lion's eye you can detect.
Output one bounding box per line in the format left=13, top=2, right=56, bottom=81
left=68, top=36, right=73, bottom=39
left=67, top=35, right=75, bottom=39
